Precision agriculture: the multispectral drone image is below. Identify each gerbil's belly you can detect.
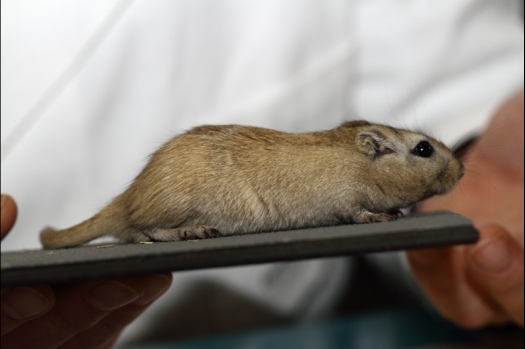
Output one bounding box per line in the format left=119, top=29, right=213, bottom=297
left=186, top=201, right=342, bottom=235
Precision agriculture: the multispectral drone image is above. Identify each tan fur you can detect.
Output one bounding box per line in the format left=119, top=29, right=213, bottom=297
left=40, top=121, right=464, bottom=249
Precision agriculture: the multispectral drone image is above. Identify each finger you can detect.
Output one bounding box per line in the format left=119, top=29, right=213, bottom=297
left=466, top=225, right=524, bottom=327
left=58, top=274, right=172, bottom=349
left=1, top=195, right=18, bottom=239
left=407, top=246, right=496, bottom=328
left=1, top=285, right=55, bottom=335
left=2, top=278, right=145, bottom=349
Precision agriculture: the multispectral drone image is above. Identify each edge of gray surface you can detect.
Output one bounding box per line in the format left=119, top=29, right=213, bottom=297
left=1, top=211, right=478, bottom=287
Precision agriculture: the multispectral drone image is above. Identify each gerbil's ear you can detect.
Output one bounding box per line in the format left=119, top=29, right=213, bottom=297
left=356, top=129, right=395, bottom=159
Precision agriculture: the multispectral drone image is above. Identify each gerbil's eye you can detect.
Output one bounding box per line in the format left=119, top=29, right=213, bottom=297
left=412, top=141, right=433, bottom=158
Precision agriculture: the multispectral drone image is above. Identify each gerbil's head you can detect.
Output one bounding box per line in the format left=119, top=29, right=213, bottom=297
left=353, top=123, right=464, bottom=208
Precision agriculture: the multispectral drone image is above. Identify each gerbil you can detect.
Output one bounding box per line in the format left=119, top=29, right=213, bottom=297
left=40, top=120, right=464, bottom=249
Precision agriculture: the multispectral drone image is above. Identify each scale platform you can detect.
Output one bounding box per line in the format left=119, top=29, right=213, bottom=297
left=1, top=211, right=478, bottom=287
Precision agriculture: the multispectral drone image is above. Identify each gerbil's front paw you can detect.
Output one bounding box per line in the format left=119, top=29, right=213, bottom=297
left=356, top=212, right=397, bottom=224
left=387, top=209, right=404, bottom=218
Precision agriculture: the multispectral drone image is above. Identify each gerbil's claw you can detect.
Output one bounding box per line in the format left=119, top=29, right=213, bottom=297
left=366, top=213, right=396, bottom=223
left=355, top=212, right=397, bottom=224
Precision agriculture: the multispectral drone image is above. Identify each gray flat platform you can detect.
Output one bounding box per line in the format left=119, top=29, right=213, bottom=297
left=1, top=211, right=478, bottom=287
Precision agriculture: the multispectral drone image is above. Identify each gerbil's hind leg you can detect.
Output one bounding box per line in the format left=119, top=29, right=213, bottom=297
left=145, top=225, right=223, bottom=242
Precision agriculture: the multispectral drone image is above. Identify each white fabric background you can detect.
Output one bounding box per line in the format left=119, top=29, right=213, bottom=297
left=1, top=0, right=523, bottom=344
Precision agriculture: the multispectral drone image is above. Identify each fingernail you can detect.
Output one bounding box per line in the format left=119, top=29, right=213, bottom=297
left=89, top=281, right=140, bottom=311
left=1, top=195, right=6, bottom=209
left=471, top=236, right=512, bottom=274
left=134, top=275, right=171, bottom=305
left=1, top=287, right=51, bottom=320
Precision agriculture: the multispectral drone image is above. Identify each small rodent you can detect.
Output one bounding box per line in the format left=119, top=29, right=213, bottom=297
left=40, top=120, right=464, bottom=249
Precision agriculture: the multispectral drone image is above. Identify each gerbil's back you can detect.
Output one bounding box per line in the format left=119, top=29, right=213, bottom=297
left=177, top=125, right=359, bottom=184
left=124, top=125, right=362, bottom=232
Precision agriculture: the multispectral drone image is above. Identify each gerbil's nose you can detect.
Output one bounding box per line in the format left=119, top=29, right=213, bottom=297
left=459, top=161, right=465, bottom=178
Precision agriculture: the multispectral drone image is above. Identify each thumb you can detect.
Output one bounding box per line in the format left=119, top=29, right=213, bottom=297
left=465, top=224, right=524, bottom=327
left=1, top=194, right=18, bottom=240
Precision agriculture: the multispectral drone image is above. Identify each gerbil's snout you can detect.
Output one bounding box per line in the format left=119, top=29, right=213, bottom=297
left=438, top=157, right=464, bottom=195
left=459, top=160, right=465, bottom=178
left=451, top=157, right=465, bottom=180
left=428, top=155, right=464, bottom=197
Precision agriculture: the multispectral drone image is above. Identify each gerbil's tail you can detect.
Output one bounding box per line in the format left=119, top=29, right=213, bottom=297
left=40, top=199, right=127, bottom=249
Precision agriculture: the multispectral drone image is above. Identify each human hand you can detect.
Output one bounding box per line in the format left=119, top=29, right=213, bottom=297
left=407, top=90, right=524, bottom=329
left=1, top=194, right=173, bottom=349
